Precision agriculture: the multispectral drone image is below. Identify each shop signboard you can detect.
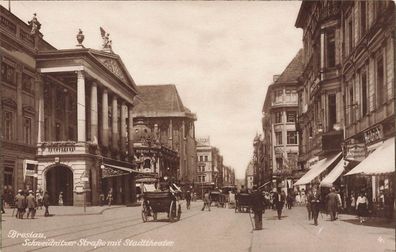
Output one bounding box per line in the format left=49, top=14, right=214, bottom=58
left=345, top=143, right=367, bottom=162
left=364, top=125, right=383, bottom=145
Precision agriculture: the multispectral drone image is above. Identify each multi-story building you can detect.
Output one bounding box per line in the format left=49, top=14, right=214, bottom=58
left=245, top=160, right=254, bottom=190
left=132, top=84, right=197, bottom=187
left=295, top=1, right=345, bottom=191
left=294, top=1, right=395, bottom=211
left=222, top=165, right=235, bottom=186
left=1, top=6, right=140, bottom=206
left=262, top=50, right=304, bottom=192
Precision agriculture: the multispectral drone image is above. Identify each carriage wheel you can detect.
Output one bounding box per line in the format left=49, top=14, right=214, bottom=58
left=177, top=204, right=181, bottom=221
left=153, top=212, right=157, bottom=221
left=169, top=201, right=176, bottom=222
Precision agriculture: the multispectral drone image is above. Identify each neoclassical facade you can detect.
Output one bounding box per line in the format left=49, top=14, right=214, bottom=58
left=1, top=7, right=140, bottom=206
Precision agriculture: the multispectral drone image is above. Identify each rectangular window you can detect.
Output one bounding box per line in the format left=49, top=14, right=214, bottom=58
left=22, top=73, right=34, bottom=94
left=275, top=111, right=282, bottom=123
left=348, top=19, right=353, bottom=53
left=327, top=30, right=336, bottom=67
left=287, top=131, right=297, bottom=145
left=286, top=111, right=296, bottom=123
left=275, top=132, right=282, bottom=145
left=3, top=111, right=13, bottom=141
left=204, top=156, right=208, bottom=162
left=285, top=90, right=291, bottom=102
left=349, top=86, right=354, bottom=124
left=274, top=90, right=283, bottom=103
left=276, top=158, right=283, bottom=170
left=361, top=72, right=368, bottom=116
left=328, top=94, right=337, bottom=129
left=360, top=1, right=367, bottom=36
left=376, top=55, right=385, bottom=106
left=1, top=63, right=15, bottom=85
left=23, top=117, right=32, bottom=144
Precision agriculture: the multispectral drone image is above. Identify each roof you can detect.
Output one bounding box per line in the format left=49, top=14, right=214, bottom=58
left=273, top=49, right=304, bottom=85
left=133, top=84, right=196, bottom=119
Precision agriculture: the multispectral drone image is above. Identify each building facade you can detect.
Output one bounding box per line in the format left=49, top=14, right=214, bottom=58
left=294, top=1, right=395, bottom=214
left=245, top=160, right=254, bottom=190
left=262, top=50, right=304, bottom=192
left=1, top=7, right=141, bottom=206
left=132, top=84, right=197, bottom=186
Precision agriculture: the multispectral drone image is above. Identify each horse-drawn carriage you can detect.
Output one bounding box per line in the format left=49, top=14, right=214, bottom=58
left=141, top=191, right=181, bottom=222
left=210, top=191, right=226, bottom=208
left=235, top=193, right=252, bottom=213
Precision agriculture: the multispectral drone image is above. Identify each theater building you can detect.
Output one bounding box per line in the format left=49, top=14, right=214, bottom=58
left=1, top=7, right=140, bottom=206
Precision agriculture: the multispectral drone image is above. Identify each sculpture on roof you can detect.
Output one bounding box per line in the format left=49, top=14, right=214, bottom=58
left=28, top=13, right=41, bottom=35
left=76, top=29, right=85, bottom=47
left=100, top=27, right=112, bottom=52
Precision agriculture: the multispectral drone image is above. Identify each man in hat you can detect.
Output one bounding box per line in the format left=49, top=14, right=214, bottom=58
left=14, top=189, right=26, bottom=219
left=251, top=185, right=265, bottom=230
left=43, top=192, right=50, bottom=217
left=26, top=190, right=37, bottom=219
left=308, top=186, right=321, bottom=225
left=326, top=187, right=338, bottom=221
left=273, top=188, right=285, bottom=220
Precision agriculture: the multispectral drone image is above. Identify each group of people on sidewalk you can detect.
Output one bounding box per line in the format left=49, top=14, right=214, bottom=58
left=9, top=189, right=50, bottom=219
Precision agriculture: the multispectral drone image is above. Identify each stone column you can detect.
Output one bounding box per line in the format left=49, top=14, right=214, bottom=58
left=50, top=85, right=56, bottom=141
left=90, top=82, right=98, bottom=144
left=168, top=119, right=173, bottom=148
left=120, top=101, right=127, bottom=153
left=36, top=75, right=45, bottom=143
left=101, top=88, right=109, bottom=147
left=128, top=105, right=134, bottom=156
left=64, top=94, right=69, bottom=140
left=77, top=71, right=86, bottom=142
left=130, top=174, right=137, bottom=203
left=16, top=65, right=23, bottom=143
left=112, top=95, right=119, bottom=150
left=123, top=174, right=131, bottom=205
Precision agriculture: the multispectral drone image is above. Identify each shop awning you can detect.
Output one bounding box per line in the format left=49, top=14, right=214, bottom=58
left=102, top=163, right=143, bottom=178
left=345, top=137, right=395, bottom=176
left=320, top=159, right=345, bottom=187
left=294, top=153, right=341, bottom=186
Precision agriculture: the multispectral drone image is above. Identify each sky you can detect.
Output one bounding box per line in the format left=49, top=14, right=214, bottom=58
left=4, top=1, right=303, bottom=179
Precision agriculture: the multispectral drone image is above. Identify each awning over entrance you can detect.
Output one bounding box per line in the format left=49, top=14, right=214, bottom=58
left=320, top=159, right=344, bottom=187
left=102, top=163, right=140, bottom=178
left=345, top=137, right=395, bottom=176
left=294, top=153, right=341, bottom=186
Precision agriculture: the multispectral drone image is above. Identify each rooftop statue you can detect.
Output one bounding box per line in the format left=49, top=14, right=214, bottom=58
left=76, top=29, right=85, bottom=47
left=28, top=13, right=41, bottom=35
left=100, top=27, right=112, bottom=52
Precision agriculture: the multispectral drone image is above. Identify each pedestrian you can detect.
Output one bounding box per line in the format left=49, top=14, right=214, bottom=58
left=308, top=186, right=321, bottom=226
left=26, top=190, right=37, bottom=219
left=306, top=189, right=312, bottom=220
left=326, top=187, right=338, bottom=221
left=99, top=192, right=105, bottom=206
left=201, top=190, right=211, bottom=211
left=273, top=188, right=285, bottom=220
left=1, top=190, right=5, bottom=214
left=185, top=190, right=191, bottom=210
left=240, top=185, right=248, bottom=194
left=36, top=190, right=43, bottom=210
left=107, top=188, right=113, bottom=206
left=43, top=192, right=50, bottom=217
left=336, top=189, right=342, bottom=219
left=350, top=192, right=356, bottom=214
left=384, top=189, right=394, bottom=219
left=251, top=185, right=265, bottom=230
left=58, top=192, right=63, bottom=206
left=14, top=189, right=26, bottom=219
left=356, top=191, right=368, bottom=224
left=286, top=192, right=293, bottom=209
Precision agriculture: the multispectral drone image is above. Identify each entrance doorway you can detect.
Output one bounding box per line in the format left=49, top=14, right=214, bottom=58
left=46, top=165, right=73, bottom=205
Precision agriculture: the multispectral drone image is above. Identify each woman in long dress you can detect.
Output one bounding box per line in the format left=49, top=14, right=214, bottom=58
left=58, top=192, right=63, bottom=206
left=356, top=191, right=368, bottom=223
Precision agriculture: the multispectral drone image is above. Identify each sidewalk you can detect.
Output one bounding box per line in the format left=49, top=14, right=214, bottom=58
left=251, top=206, right=395, bottom=252
left=1, top=205, right=127, bottom=217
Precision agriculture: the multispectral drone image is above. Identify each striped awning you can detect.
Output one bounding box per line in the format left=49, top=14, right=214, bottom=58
left=320, top=159, right=345, bottom=187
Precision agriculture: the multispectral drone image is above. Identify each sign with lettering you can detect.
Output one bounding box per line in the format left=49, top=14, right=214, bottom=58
left=345, top=143, right=367, bottom=162
left=364, top=125, right=383, bottom=145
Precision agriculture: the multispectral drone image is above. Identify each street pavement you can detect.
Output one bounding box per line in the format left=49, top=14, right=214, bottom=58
left=1, top=202, right=395, bottom=252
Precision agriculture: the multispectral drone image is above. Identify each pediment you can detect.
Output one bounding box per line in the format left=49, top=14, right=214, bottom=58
left=94, top=55, right=128, bottom=83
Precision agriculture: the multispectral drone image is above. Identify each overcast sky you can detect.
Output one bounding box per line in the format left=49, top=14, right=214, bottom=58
left=5, top=1, right=302, bottom=179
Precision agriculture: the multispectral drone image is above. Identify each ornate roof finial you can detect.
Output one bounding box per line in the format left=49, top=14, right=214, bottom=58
left=100, top=27, right=113, bottom=53
left=28, top=13, right=41, bottom=35
left=76, top=29, right=85, bottom=48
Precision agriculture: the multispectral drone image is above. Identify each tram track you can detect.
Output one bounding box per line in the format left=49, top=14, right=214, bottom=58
left=16, top=203, right=203, bottom=252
